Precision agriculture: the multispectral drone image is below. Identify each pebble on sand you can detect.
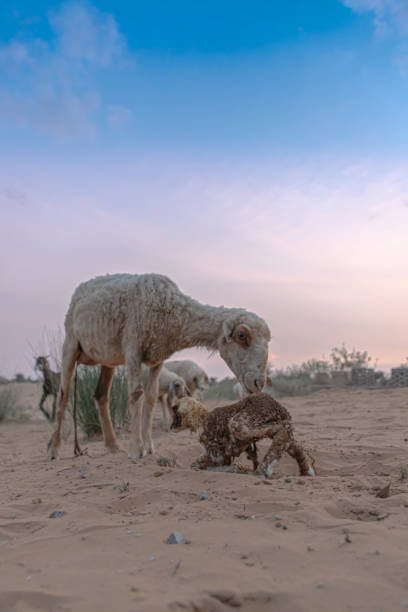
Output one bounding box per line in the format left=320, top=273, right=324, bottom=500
left=199, top=491, right=209, bottom=500
left=167, top=531, right=183, bottom=544
left=48, top=510, right=65, bottom=519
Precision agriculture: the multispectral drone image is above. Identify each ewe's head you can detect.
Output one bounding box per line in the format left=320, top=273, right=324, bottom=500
left=218, top=313, right=271, bottom=394
left=194, top=373, right=209, bottom=392
left=167, top=377, right=190, bottom=407
left=170, top=397, right=207, bottom=432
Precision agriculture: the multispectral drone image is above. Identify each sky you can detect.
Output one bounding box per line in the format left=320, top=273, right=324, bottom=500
left=1, top=0, right=408, bottom=378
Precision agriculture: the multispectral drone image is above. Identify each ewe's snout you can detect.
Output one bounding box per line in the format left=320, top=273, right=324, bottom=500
left=243, top=372, right=266, bottom=394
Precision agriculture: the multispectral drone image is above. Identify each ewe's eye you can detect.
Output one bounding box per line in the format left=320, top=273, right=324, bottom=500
left=238, top=332, right=246, bottom=340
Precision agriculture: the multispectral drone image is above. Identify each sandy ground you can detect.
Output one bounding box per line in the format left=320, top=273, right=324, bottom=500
left=1, top=382, right=408, bottom=611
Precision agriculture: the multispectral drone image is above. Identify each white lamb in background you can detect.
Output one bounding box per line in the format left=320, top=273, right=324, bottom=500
left=47, top=272, right=271, bottom=460
left=142, top=364, right=190, bottom=429
left=165, top=359, right=209, bottom=397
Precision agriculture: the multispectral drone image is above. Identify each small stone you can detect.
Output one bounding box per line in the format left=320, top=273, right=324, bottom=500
left=376, top=483, right=391, bottom=498
left=149, top=556, right=156, bottom=561
left=307, top=546, right=314, bottom=552
left=167, top=531, right=183, bottom=544
left=275, top=522, right=282, bottom=528
left=285, top=476, right=292, bottom=483
left=282, top=524, right=288, bottom=530
left=400, top=601, right=408, bottom=607
left=315, top=582, right=325, bottom=589
left=184, top=539, right=192, bottom=545
left=274, top=515, right=283, bottom=521
left=31, top=498, right=42, bottom=504
left=199, top=491, right=209, bottom=501
left=49, top=510, right=65, bottom=519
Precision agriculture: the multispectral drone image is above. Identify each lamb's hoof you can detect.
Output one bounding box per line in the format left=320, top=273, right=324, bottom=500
left=128, top=441, right=147, bottom=459
left=307, top=465, right=316, bottom=477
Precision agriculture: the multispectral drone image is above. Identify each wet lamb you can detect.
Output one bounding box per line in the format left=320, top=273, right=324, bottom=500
left=171, top=393, right=315, bottom=478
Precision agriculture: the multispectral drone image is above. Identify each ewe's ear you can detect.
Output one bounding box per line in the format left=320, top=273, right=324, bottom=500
left=222, top=319, right=235, bottom=343
left=232, top=324, right=252, bottom=347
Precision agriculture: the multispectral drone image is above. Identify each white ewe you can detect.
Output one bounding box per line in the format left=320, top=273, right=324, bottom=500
left=47, top=273, right=271, bottom=460
left=165, top=359, right=209, bottom=397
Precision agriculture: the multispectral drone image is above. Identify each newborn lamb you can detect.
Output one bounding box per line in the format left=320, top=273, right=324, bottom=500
left=171, top=392, right=315, bottom=478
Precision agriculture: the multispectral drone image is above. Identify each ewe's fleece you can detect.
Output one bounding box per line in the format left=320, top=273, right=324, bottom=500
left=48, top=273, right=271, bottom=461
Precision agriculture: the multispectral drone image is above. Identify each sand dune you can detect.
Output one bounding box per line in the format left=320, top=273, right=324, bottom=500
left=1, top=384, right=408, bottom=611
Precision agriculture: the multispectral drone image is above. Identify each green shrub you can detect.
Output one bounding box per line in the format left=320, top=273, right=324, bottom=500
left=72, top=365, right=128, bottom=437
left=0, top=389, right=16, bottom=421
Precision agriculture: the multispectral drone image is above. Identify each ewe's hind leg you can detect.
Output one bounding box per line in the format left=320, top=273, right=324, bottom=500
left=257, top=425, right=291, bottom=479
left=142, top=364, right=163, bottom=454
left=47, top=339, right=79, bottom=460
left=287, top=442, right=315, bottom=476
left=127, top=356, right=145, bottom=459
left=94, top=366, right=120, bottom=452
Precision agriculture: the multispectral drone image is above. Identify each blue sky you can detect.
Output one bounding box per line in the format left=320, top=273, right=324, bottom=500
left=1, top=1, right=408, bottom=377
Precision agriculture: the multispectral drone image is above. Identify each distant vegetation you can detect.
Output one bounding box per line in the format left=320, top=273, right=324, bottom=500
left=0, top=389, right=16, bottom=421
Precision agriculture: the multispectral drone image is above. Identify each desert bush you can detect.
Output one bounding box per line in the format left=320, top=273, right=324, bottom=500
left=0, top=389, right=16, bottom=421
left=270, top=371, right=313, bottom=397
left=203, top=377, right=236, bottom=401
left=14, top=373, right=27, bottom=383
left=0, top=375, right=9, bottom=385
left=73, top=366, right=128, bottom=437
left=330, top=343, right=373, bottom=370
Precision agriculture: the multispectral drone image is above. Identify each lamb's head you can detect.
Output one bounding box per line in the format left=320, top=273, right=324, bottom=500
left=167, top=376, right=190, bottom=408
left=170, top=397, right=208, bottom=432
left=218, top=313, right=271, bottom=394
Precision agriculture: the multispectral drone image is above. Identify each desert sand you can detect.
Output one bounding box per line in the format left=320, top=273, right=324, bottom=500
left=1, top=382, right=408, bottom=611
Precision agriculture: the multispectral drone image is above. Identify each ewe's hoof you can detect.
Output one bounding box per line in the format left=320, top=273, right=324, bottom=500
left=128, top=442, right=147, bottom=459
left=146, top=441, right=155, bottom=455
left=107, top=444, right=125, bottom=455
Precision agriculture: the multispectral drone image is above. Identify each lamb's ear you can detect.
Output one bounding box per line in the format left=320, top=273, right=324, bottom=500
left=222, top=319, right=235, bottom=343
left=232, top=324, right=252, bottom=347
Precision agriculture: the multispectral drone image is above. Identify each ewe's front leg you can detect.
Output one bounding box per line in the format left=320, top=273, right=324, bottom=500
left=127, top=356, right=145, bottom=459
left=142, top=364, right=163, bottom=454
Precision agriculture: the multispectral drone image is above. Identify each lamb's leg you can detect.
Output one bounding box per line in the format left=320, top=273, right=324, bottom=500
left=287, top=441, right=315, bottom=476
left=47, top=338, right=79, bottom=460
left=142, top=363, right=163, bottom=454
left=39, top=390, right=51, bottom=421
left=94, top=366, right=121, bottom=452
left=246, top=442, right=259, bottom=472
left=127, top=356, right=145, bottom=459
left=257, top=425, right=291, bottom=479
